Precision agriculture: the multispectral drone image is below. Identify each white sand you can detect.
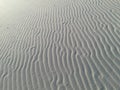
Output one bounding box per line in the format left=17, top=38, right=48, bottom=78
left=0, top=0, right=120, bottom=90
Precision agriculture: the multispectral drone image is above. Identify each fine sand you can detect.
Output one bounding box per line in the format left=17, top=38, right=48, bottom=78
left=0, top=0, right=120, bottom=90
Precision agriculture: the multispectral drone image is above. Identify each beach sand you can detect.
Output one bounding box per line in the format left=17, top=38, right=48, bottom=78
left=0, top=0, right=120, bottom=90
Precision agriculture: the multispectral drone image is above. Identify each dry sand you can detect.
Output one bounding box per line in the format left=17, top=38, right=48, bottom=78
left=0, top=0, right=120, bottom=90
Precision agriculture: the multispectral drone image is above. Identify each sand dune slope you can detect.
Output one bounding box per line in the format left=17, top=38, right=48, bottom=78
left=0, top=0, right=120, bottom=90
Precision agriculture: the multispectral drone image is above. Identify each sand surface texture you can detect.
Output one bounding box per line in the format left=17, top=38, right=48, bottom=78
left=0, top=0, right=120, bottom=90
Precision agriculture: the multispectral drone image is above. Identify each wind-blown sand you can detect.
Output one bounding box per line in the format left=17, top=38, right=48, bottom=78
left=0, top=0, right=120, bottom=90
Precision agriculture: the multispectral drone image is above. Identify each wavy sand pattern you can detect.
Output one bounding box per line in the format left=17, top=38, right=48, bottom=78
left=0, top=0, right=120, bottom=90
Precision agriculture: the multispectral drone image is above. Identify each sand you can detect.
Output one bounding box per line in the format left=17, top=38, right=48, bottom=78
left=0, top=0, right=120, bottom=90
